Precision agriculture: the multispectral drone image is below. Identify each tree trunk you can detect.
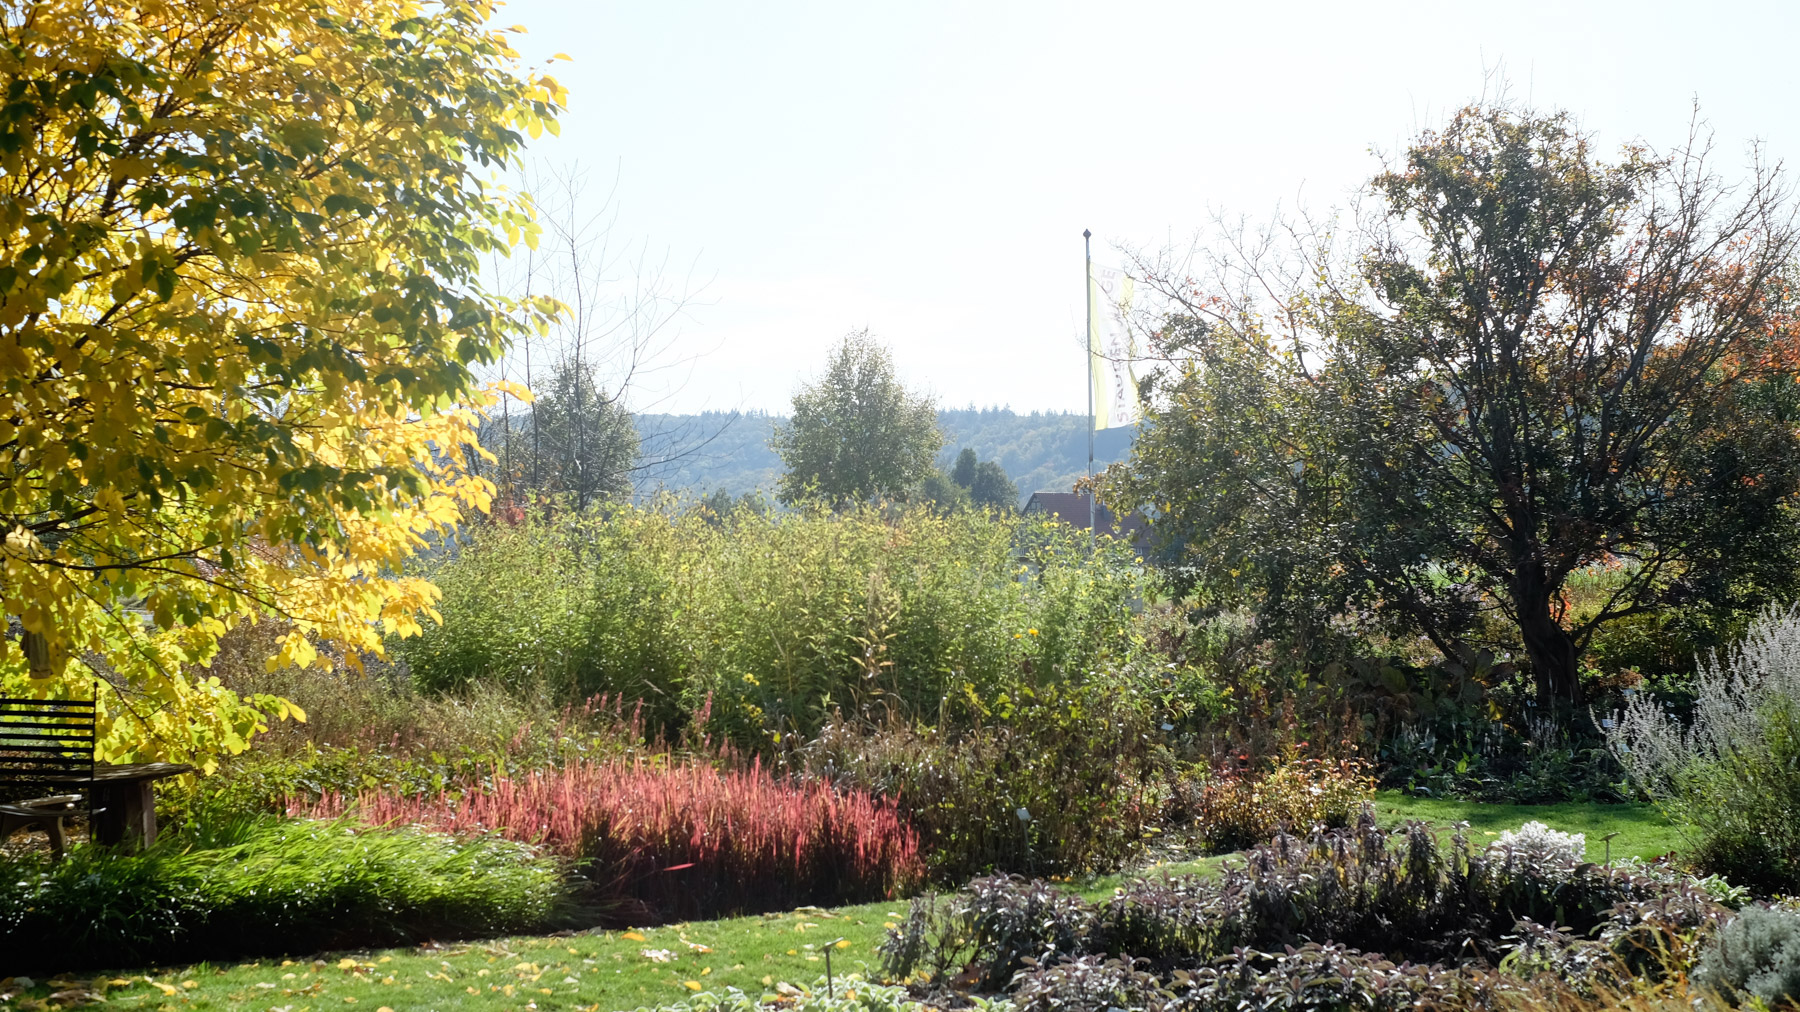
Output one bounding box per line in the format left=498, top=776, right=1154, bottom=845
left=1516, top=599, right=1583, bottom=714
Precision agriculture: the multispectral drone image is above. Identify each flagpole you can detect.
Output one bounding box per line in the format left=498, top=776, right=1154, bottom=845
left=1083, top=229, right=1095, bottom=556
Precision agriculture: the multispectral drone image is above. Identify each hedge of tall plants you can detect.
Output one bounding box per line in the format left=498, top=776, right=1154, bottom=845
left=397, top=502, right=1154, bottom=746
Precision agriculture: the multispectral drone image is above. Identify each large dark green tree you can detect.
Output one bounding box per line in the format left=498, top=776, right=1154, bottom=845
left=1108, top=104, right=1800, bottom=714
left=968, top=461, right=1019, bottom=511
left=773, top=331, right=942, bottom=507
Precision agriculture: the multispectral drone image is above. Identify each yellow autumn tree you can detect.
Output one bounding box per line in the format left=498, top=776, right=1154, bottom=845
left=0, top=0, right=564, bottom=765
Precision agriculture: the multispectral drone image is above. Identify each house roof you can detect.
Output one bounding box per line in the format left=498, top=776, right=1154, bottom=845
left=1022, top=492, right=1150, bottom=545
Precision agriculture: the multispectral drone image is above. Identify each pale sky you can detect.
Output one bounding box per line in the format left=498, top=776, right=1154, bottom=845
left=495, top=0, right=1800, bottom=415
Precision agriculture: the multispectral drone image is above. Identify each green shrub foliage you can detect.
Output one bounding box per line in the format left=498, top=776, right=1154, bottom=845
left=1695, top=905, right=1800, bottom=1008
left=398, top=503, right=1154, bottom=744
left=0, top=817, right=563, bottom=971
left=1609, top=604, right=1800, bottom=891
left=798, top=683, right=1164, bottom=880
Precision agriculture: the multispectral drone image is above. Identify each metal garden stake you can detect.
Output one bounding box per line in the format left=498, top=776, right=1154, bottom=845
left=825, top=937, right=844, bottom=998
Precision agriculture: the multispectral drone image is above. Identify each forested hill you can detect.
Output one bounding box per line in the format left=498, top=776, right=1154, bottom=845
left=634, top=408, right=1136, bottom=504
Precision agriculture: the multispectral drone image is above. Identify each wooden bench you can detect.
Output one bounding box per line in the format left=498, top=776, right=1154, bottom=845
left=0, top=697, right=97, bottom=860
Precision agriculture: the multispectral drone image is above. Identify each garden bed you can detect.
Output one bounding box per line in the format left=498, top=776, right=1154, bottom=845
left=0, top=796, right=1681, bottom=1010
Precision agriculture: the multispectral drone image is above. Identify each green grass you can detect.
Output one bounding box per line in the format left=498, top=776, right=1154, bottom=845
left=1367, top=790, right=1685, bottom=863
left=3, top=904, right=901, bottom=1011
left=0, top=794, right=1685, bottom=1011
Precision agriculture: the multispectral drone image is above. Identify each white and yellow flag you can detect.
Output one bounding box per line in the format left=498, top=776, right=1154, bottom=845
left=1088, top=262, right=1142, bottom=430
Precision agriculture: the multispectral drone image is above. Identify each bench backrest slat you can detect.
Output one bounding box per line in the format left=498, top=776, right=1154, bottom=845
left=0, top=696, right=96, bottom=802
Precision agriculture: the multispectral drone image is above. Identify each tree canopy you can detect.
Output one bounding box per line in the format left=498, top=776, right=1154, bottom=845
left=1107, top=104, right=1800, bottom=715
left=485, top=357, right=638, bottom=509
left=772, top=331, right=941, bottom=507
left=0, top=0, right=563, bottom=762
left=950, top=448, right=979, bottom=488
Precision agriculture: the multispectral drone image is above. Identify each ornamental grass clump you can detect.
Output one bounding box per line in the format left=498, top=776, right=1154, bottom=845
left=397, top=504, right=1155, bottom=745
left=1608, top=603, right=1800, bottom=891
left=0, top=816, right=562, bottom=972
left=297, top=757, right=922, bottom=923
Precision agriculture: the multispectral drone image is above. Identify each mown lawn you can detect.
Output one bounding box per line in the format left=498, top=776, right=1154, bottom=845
left=0, top=794, right=1683, bottom=1011
left=1368, top=790, right=1685, bottom=863
left=3, top=904, right=901, bottom=1011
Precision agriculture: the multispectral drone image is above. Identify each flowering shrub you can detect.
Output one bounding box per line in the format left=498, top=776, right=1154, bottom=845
left=1492, top=820, right=1587, bottom=865
left=883, top=808, right=1727, bottom=1000
left=293, top=757, right=922, bottom=923
left=1186, top=755, right=1375, bottom=852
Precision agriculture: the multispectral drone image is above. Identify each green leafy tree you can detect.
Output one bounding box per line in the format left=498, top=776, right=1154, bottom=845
left=968, top=460, right=1019, bottom=512
left=773, top=331, right=942, bottom=507
left=1108, top=103, right=1800, bottom=713
left=916, top=470, right=970, bottom=514
left=950, top=447, right=979, bottom=487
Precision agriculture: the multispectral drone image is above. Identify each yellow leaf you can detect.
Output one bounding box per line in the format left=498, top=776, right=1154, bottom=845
left=621, top=931, right=646, bottom=941
left=683, top=981, right=702, bottom=991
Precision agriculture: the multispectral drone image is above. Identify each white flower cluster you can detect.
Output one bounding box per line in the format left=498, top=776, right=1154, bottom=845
left=1489, top=821, right=1586, bottom=865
